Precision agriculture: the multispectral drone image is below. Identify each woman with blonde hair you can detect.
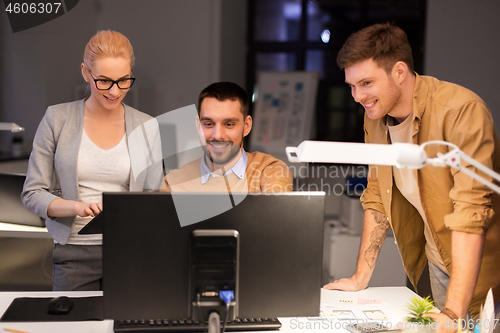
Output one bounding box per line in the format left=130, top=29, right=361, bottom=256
left=22, top=30, right=164, bottom=291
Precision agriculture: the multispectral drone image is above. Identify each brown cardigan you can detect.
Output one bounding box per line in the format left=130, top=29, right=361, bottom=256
left=163, top=151, right=293, bottom=193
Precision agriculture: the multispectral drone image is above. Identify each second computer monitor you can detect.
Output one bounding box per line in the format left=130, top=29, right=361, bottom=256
left=102, top=192, right=325, bottom=321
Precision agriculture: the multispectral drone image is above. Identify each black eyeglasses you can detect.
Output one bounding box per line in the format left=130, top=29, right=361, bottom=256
left=88, top=70, right=136, bottom=90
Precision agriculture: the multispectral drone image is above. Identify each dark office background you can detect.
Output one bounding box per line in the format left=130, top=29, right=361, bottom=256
left=0, top=0, right=499, bottom=157
left=247, top=0, right=426, bottom=143
left=0, top=0, right=499, bottom=292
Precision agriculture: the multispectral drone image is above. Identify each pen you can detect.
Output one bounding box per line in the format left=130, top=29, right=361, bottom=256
left=3, top=328, right=31, bottom=333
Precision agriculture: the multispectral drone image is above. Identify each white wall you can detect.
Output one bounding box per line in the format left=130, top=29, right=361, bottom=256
left=0, top=0, right=247, bottom=155
left=424, top=0, right=500, bottom=134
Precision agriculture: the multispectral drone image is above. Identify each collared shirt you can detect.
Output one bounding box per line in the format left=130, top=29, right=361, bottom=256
left=200, top=149, right=248, bottom=184
left=165, top=151, right=293, bottom=193
left=360, top=73, right=500, bottom=317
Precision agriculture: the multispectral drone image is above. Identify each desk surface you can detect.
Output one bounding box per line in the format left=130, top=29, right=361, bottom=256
left=0, top=222, right=50, bottom=239
left=0, top=287, right=418, bottom=333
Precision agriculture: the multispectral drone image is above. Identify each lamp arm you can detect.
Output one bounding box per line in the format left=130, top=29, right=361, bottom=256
left=459, top=152, right=500, bottom=184
left=426, top=147, right=500, bottom=195
left=286, top=139, right=500, bottom=195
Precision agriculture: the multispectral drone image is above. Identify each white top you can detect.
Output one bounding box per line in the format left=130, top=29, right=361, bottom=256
left=65, top=130, right=130, bottom=245
left=388, top=115, right=448, bottom=274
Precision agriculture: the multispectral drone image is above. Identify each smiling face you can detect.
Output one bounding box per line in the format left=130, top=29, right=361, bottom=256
left=82, top=57, right=132, bottom=112
left=199, top=97, right=252, bottom=167
left=345, top=58, right=403, bottom=121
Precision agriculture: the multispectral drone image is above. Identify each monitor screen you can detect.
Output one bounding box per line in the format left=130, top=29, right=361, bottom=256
left=102, top=192, right=325, bottom=322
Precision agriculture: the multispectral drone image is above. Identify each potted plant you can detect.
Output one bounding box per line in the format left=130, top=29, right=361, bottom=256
left=405, top=296, right=438, bottom=333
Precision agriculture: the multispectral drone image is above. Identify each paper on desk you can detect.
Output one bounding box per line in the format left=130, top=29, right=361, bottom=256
left=308, top=299, right=402, bottom=327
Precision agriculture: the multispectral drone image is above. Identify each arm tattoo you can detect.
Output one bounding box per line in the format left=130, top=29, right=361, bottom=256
left=364, top=209, right=390, bottom=269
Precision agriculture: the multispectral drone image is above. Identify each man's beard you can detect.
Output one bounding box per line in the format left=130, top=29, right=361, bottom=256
left=203, top=140, right=242, bottom=166
left=384, top=78, right=403, bottom=118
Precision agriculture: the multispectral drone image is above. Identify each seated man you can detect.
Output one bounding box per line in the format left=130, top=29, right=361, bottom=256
left=164, top=82, right=293, bottom=193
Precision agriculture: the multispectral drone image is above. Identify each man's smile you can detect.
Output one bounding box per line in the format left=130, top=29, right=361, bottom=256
left=209, top=141, right=231, bottom=151
left=362, top=100, right=377, bottom=109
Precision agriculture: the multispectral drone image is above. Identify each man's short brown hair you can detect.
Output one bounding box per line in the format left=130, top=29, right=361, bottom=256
left=198, top=82, right=249, bottom=117
left=337, top=23, right=414, bottom=73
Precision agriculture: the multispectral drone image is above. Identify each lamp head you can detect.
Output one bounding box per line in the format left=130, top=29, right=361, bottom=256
left=0, top=123, right=25, bottom=132
left=286, top=141, right=427, bottom=169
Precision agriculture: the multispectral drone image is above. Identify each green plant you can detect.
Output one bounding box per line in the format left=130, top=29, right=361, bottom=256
left=406, top=296, right=436, bottom=324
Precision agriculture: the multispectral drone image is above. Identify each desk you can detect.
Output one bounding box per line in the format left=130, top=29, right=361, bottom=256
left=0, top=291, right=110, bottom=333
left=0, top=287, right=419, bottom=333
left=0, top=222, right=50, bottom=239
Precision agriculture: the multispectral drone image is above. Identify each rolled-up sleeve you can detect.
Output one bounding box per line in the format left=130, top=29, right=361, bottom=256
left=360, top=123, right=387, bottom=215
left=444, top=99, right=497, bottom=234
left=360, top=164, right=386, bottom=215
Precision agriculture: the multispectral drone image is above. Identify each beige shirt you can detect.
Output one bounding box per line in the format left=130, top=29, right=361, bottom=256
left=388, top=114, right=447, bottom=274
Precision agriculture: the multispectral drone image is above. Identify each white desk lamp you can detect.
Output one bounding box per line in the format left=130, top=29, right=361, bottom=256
left=0, top=122, right=24, bottom=132
left=286, top=140, right=500, bottom=195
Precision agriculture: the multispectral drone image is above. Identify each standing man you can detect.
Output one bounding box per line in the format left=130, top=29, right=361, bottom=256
left=323, top=23, right=500, bottom=329
left=164, top=82, right=293, bottom=193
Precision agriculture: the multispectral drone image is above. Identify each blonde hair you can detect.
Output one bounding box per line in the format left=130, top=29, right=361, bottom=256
left=83, top=30, right=135, bottom=72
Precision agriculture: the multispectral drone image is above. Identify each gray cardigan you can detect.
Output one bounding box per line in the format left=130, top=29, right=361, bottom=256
left=22, top=99, right=165, bottom=244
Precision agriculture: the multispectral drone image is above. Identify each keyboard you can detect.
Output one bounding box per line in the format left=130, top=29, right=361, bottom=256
left=114, top=317, right=282, bottom=332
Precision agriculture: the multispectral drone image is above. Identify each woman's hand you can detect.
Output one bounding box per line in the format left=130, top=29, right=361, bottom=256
left=74, top=201, right=102, bottom=217
left=47, top=198, right=102, bottom=218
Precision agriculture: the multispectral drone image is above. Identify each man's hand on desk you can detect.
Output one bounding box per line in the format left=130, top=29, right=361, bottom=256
left=323, top=275, right=368, bottom=291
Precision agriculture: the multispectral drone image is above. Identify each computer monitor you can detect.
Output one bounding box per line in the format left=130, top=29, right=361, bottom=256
left=102, top=192, right=325, bottom=323
left=0, top=173, right=44, bottom=227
